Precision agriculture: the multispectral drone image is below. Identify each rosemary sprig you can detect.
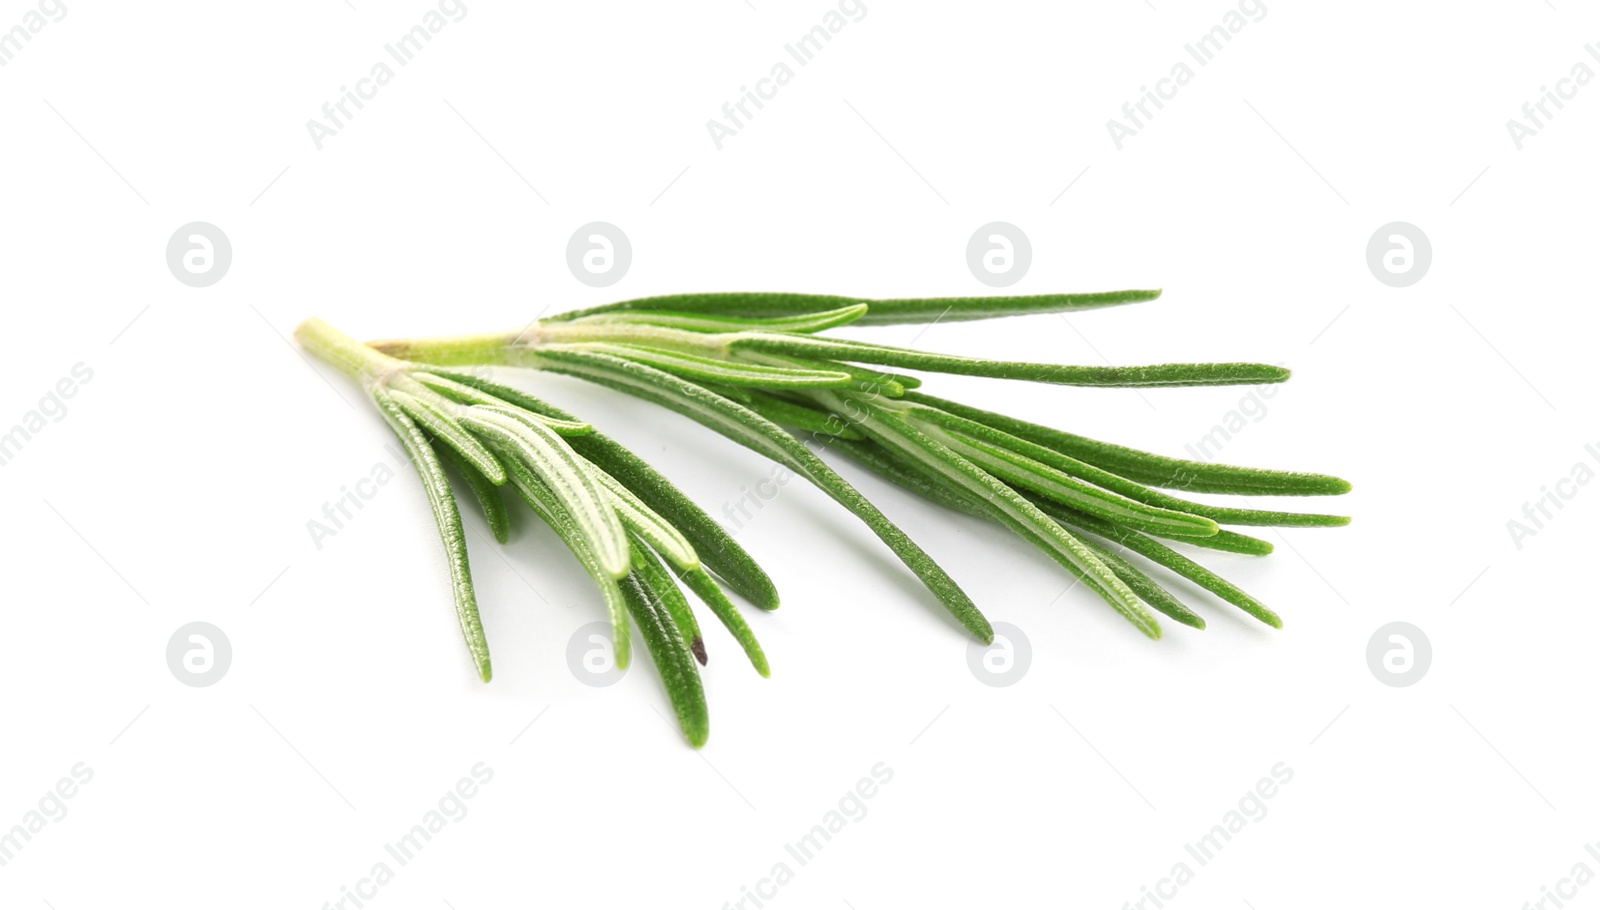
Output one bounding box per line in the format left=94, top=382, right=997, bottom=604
left=368, top=289, right=1350, bottom=639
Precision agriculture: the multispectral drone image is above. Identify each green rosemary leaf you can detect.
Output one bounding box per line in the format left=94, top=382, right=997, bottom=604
left=1045, top=507, right=1282, bottom=628
left=734, top=334, right=1290, bottom=388
left=825, top=436, right=989, bottom=517
left=736, top=350, right=909, bottom=397
left=912, top=417, right=1222, bottom=539
left=707, top=386, right=867, bottom=441
left=593, top=468, right=700, bottom=571
left=825, top=433, right=1201, bottom=629
left=458, top=408, right=631, bottom=578
left=1169, top=527, right=1276, bottom=556
left=814, top=390, right=1160, bottom=639
left=386, top=387, right=508, bottom=485
left=372, top=390, right=493, bottom=682
left=620, top=560, right=710, bottom=747
left=900, top=391, right=1351, bottom=496
left=712, top=384, right=755, bottom=404
left=850, top=289, right=1164, bottom=325
left=571, top=304, right=870, bottom=335
left=434, top=439, right=511, bottom=544
left=530, top=348, right=993, bottom=643
left=422, top=366, right=777, bottom=607
left=544, top=292, right=862, bottom=323
left=629, top=537, right=705, bottom=665
left=556, top=342, right=855, bottom=389
left=409, top=371, right=593, bottom=437
left=543, top=289, right=1162, bottom=326
left=1076, top=535, right=1206, bottom=630
left=678, top=565, right=769, bottom=677
left=494, top=449, right=633, bottom=668
left=909, top=406, right=1350, bottom=528
left=565, top=430, right=781, bottom=611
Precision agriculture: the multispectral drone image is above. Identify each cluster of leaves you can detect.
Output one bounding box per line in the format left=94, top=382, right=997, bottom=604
left=296, top=319, right=773, bottom=746
left=306, top=290, right=1350, bottom=747
left=373, top=289, right=1350, bottom=642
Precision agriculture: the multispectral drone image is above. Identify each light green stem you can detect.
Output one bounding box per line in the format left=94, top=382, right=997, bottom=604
left=367, top=329, right=530, bottom=367
left=369, top=322, right=732, bottom=366
left=295, top=317, right=411, bottom=386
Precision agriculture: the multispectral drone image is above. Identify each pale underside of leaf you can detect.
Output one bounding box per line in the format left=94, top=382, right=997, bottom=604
left=493, top=450, right=633, bottom=669
left=457, top=408, right=630, bottom=578
left=593, top=468, right=701, bottom=571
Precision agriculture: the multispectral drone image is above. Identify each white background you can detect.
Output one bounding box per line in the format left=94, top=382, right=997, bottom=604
left=2, top=1, right=1597, bottom=907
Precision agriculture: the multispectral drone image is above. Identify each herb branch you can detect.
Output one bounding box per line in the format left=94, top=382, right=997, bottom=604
left=299, top=289, right=1350, bottom=746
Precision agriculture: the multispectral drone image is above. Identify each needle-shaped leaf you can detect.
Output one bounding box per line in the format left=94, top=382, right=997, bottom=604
left=1164, top=527, right=1276, bottom=556
left=629, top=537, right=705, bottom=664
left=1076, top=535, right=1206, bottom=630
left=428, top=334, right=779, bottom=602
left=908, top=405, right=1349, bottom=528
left=372, top=390, right=493, bottom=682
left=545, top=289, right=1163, bottom=326
left=386, top=387, right=508, bottom=485
left=458, top=407, right=630, bottom=578
left=851, top=289, right=1165, bottom=325
left=811, top=389, right=1160, bottom=639
left=908, top=415, right=1221, bottom=539
left=528, top=347, right=993, bottom=642
left=1044, top=506, right=1282, bottom=628
left=736, top=350, right=911, bottom=397
left=408, top=372, right=593, bottom=436
left=620, top=559, right=710, bottom=747
left=734, top=334, right=1290, bottom=388
left=707, top=386, right=867, bottom=441
left=900, top=391, right=1351, bottom=496
left=434, top=439, right=511, bottom=544
left=571, top=303, right=870, bottom=334
left=593, top=468, right=700, bottom=571
left=553, top=342, right=855, bottom=389
left=565, top=429, right=781, bottom=611
left=677, top=565, right=769, bottom=677
left=546, top=292, right=864, bottom=323
left=827, top=433, right=1201, bottom=631
left=492, top=447, right=632, bottom=668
